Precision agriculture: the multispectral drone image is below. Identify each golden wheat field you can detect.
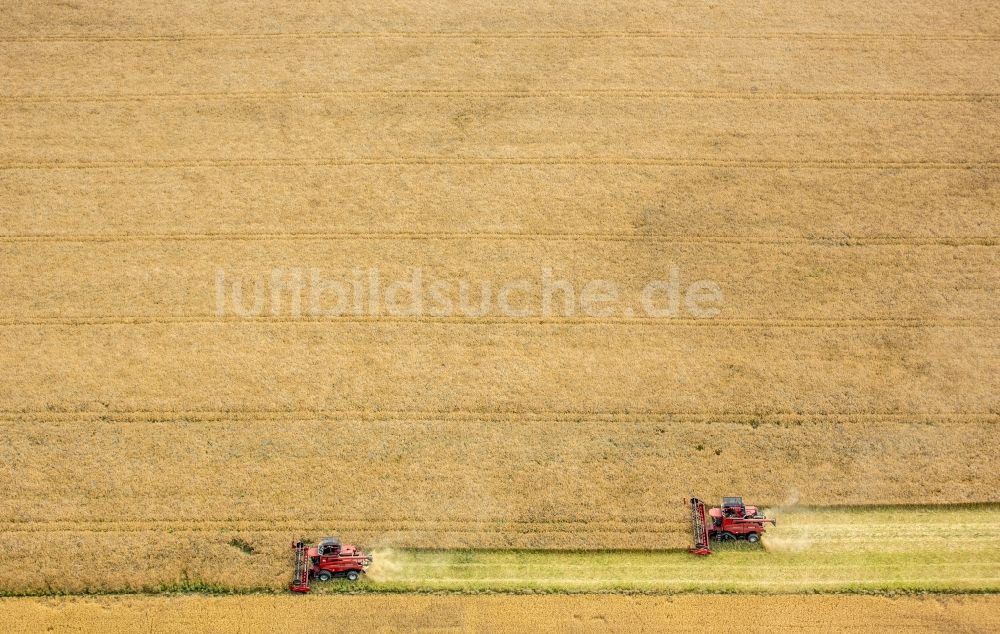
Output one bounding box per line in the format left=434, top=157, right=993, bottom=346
left=2, top=595, right=999, bottom=634
left=1, top=0, right=999, bottom=630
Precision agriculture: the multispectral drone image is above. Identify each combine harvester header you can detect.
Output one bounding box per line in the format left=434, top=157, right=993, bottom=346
left=689, top=497, right=712, bottom=555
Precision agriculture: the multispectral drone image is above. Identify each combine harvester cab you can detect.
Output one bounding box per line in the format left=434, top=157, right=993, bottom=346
left=290, top=538, right=374, bottom=593
left=689, top=497, right=776, bottom=554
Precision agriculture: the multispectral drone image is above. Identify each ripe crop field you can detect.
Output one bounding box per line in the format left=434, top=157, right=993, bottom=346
left=2, top=595, right=998, bottom=634
left=0, top=594, right=996, bottom=633
left=0, top=505, right=994, bottom=595
left=1, top=0, right=999, bottom=630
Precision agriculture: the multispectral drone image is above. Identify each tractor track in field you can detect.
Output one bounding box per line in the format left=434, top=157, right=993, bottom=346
left=0, top=527, right=675, bottom=532
left=0, top=409, right=1000, bottom=425
left=2, top=317, right=999, bottom=329
left=0, top=231, right=997, bottom=245
left=2, top=158, right=999, bottom=171
left=3, top=90, right=999, bottom=103
left=0, top=587, right=995, bottom=599
left=3, top=30, right=999, bottom=42
left=0, top=521, right=687, bottom=534
left=0, top=408, right=995, bottom=424
left=1, top=317, right=999, bottom=330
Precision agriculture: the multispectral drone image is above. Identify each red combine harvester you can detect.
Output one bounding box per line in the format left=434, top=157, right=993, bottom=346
left=688, top=497, right=776, bottom=555
left=290, top=537, right=373, bottom=593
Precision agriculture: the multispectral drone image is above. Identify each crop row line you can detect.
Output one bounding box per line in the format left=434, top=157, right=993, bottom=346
left=0, top=519, right=990, bottom=528
left=1, top=159, right=997, bottom=171
left=0, top=525, right=687, bottom=535
left=1, top=409, right=994, bottom=423
left=0, top=521, right=984, bottom=529
left=0, top=508, right=991, bottom=525
left=342, top=562, right=1000, bottom=569
left=3, top=418, right=991, bottom=426
left=2, top=408, right=991, bottom=417
left=3, top=586, right=996, bottom=599
left=3, top=90, right=998, bottom=103
left=0, top=519, right=684, bottom=527
left=0, top=232, right=995, bottom=246
left=3, top=31, right=998, bottom=42
left=0, top=316, right=997, bottom=328
left=1, top=420, right=991, bottom=427
left=0, top=523, right=687, bottom=536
